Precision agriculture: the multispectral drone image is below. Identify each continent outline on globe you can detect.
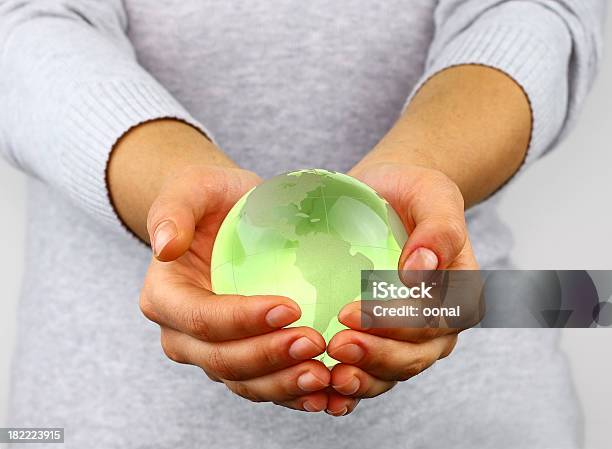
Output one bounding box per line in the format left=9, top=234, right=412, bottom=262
left=211, top=169, right=408, bottom=365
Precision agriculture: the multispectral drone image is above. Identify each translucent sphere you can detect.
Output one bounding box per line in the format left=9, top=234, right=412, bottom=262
left=211, top=169, right=407, bottom=362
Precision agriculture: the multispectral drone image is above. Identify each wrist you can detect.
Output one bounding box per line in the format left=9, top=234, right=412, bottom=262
left=351, top=142, right=440, bottom=176
left=354, top=65, right=531, bottom=207
left=107, top=119, right=236, bottom=241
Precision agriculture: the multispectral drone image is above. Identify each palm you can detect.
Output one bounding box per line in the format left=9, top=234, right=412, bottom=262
left=350, top=162, right=478, bottom=270
left=351, top=163, right=425, bottom=229
left=152, top=168, right=261, bottom=290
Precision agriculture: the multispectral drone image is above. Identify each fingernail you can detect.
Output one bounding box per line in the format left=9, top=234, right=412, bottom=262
left=326, top=407, right=348, bottom=416
left=303, top=401, right=319, bottom=412
left=333, top=376, right=360, bottom=395
left=403, top=247, right=438, bottom=270
left=265, top=305, right=300, bottom=328
left=297, top=371, right=328, bottom=392
left=329, top=343, right=364, bottom=363
left=401, top=247, right=438, bottom=284
left=339, top=309, right=372, bottom=330
left=152, top=220, right=178, bottom=257
left=289, top=337, right=324, bottom=360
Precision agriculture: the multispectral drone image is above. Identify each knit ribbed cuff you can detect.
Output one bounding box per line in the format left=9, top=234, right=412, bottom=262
left=58, top=80, right=213, bottom=240
left=406, top=21, right=570, bottom=167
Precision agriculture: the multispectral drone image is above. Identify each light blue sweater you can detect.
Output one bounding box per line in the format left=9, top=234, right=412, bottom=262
left=0, top=1, right=605, bottom=447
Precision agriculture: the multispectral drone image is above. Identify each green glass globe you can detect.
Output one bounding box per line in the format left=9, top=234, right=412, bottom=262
left=211, top=169, right=407, bottom=363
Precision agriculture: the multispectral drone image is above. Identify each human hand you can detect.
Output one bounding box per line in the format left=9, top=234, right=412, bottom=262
left=323, top=162, right=479, bottom=416
left=139, top=165, right=331, bottom=412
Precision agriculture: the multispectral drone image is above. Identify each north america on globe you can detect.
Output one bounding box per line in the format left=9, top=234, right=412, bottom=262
left=211, top=169, right=408, bottom=364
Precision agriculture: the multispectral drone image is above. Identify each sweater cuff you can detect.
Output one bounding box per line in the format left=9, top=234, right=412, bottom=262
left=58, top=81, right=212, bottom=240
left=406, top=21, right=570, bottom=167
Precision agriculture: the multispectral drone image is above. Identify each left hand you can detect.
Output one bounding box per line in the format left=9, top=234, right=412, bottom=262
left=324, top=162, right=479, bottom=416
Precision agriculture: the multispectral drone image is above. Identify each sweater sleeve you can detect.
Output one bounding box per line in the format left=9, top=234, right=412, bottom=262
left=0, top=0, right=211, bottom=234
left=408, top=0, right=605, bottom=166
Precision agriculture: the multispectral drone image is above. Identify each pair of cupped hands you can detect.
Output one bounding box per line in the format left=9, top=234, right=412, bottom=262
left=139, top=162, right=478, bottom=416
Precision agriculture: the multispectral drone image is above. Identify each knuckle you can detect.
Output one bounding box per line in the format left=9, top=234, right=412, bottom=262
left=260, top=338, right=283, bottom=368
left=139, top=290, right=159, bottom=323
left=400, top=352, right=432, bottom=380
left=446, top=218, right=466, bottom=245
left=436, top=217, right=466, bottom=259
left=229, top=303, right=251, bottom=335
left=202, top=368, right=223, bottom=383
left=160, top=332, right=185, bottom=364
left=186, top=306, right=213, bottom=341
left=207, top=346, right=240, bottom=381
left=372, top=341, right=394, bottom=367
left=228, top=382, right=264, bottom=403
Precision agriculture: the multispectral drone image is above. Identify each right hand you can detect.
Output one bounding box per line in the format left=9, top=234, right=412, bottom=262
left=139, top=165, right=331, bottom=412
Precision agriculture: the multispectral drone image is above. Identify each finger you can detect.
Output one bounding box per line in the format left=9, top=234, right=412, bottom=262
left=140, top=281, right=302, bottom=341
left=147, top=166, right=259, bottom=261
left=274, top=392, right=329, bottom=413
left=355, top=166, right=467, bottom=270
left=223, top=360, right=330, bottom=403
left=330, top=363, right=396, bottom=398
left=327, top=330, right=457, bottom=381
left=160, top=326, right=326, bottom=381
left=325, top=392, right=361, bottom=417
left=338, top=301, right=459, bottom=342
left=394, top=171, right=467, bottom=270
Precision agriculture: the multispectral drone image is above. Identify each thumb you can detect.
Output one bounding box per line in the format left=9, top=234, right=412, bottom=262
left=147, top=166, right=257, bottom=261
left=147, top=192, right=197, bottom=262
left=397, top=175, right=468, bottom=271
left=399, top=217, right=467, bottom=272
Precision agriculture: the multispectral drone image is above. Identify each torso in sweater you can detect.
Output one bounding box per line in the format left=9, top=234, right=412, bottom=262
left=8, top=1, right=580, bottom=448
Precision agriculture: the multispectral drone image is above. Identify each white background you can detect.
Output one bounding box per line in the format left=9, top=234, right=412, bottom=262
left=1, top=11, right=610, bottom=448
